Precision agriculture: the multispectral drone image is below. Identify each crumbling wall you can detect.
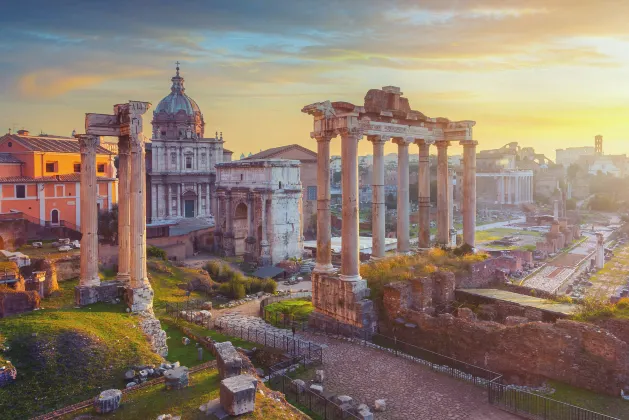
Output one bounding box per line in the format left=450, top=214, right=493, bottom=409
left=0, top=290, right=40, bottom=317
left=383, top=305, right=629, bottom=396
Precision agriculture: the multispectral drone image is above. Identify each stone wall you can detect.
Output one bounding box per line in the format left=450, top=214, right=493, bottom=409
left=383, top=272, right=456, bottom=317
left=456, top=254, right=532, bottom=289
left=53, top=256, right=81, bottom=281
left=382, top=307, right=629, bottom=396
left=0, top=219, right=27, bottom=251
left=0, top=290, right=40, bottom=317
left=310, top=272, right=377, bottom=333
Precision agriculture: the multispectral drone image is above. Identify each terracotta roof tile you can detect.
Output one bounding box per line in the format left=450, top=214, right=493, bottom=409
left=1, top=134, right=113, bottom=155
left=0, top=153, right=22, bottom=164
left=0, top=174, right=116, bottom=183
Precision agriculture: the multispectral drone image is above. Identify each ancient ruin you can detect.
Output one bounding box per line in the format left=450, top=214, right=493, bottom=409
left=214, top=159, right=303, bottom=266
left=74, top=100, right=167, bottom=355
left=302, top=86, right=477, bottom=334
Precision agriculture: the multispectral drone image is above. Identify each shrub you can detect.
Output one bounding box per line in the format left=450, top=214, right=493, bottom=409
left=262, top=278, right=278, bottom=294
left=615, top=297, right=629, bottom=310
left=147, top=245, right=167, bottom=261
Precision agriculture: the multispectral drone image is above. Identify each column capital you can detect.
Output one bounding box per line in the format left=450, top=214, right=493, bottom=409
left=128, top=101, right=151, bottom=117
left=337, top=127, right=363, bottom=139
left=311, top=131, right=336, bottom=142
left=414, top=138, right=432, bottom=147
left=435, top=140, right=451, bottom=148
left=367, top=134, right=390, bottom=144
left=78, top=134, right=100, bottom=153
left=392, top=136, right=413, bottom=146
left=460, top=140, right=479, bottom=148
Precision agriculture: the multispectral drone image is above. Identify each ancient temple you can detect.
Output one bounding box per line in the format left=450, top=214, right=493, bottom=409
left=148, top=64, right=231, bottom=223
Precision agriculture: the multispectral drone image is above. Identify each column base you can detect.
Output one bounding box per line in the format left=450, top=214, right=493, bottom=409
left=313, top=262, right=335, bottom=273
left=75, top=281, right=124, bottom=306
left=339, top=274, right=362, bottom=282
left=116, top=273, right=130, bottom=283
left=126, top=285, right=155, bottom=313
left=310, top=272, right=376, bottom=334
left=244, top=237, right=257, bottom=264
left=222, top=233, right=235, bottom=257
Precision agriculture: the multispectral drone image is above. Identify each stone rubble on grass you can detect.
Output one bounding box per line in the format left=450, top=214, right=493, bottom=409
left=310, top=384, right=323, bottom=394
left=182, top=337, right=190, bottom=346
left=315, top=369, right=325, bottom=383
left=357, top=403, right=374, bottom=420
left=126, top=382, right=137, bottom=389
left=220, top=374, right=258, bottom=416
left=293, top=379, right=306, bottom=393
left=93, top=389, right=122, bottom=414
left=215, top=341, right=243, bottom=379
left=374, top=398, right=387, bottom=412
left=164, top=366, right=189, bottom=390
left=156, top=414, right=181, bottom=420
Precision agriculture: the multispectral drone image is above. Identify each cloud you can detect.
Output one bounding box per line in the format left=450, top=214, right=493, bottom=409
left=18, top=68, right=159, bottom=98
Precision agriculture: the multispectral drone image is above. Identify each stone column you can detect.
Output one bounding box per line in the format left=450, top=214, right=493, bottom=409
left=116, top=136, right=131, bottom=283
left=314, top=134, right=334, bottom=273
left=417, top=141, right=431, bottom=248
left=214, top=191, right=224, bottom=253
left=151, top=183, right=157, bottom=222
left=507, top=175, right=513, bottom=204
left=205, top=184, right=210, bottom=217
left=128, top=101, right=153, bottom=313
left=368, top=135, right=387, bottom=259
left=175, top=184, right=181, bottom=217
left=393, top=137, right=411, bottom=254
left=340, top=129, right=362, bottom=281
left=259, top=193, right=271, bottom=266
left=461, top=141, right=477, bottom=247
left=223, top=190, right=235, bottom=256
left=244, top=191, right=256, bottom=263
left=516, top=174, right=521, bottom=205
left=436, top=141, right=450, bottom=245
left=76, top=134, right=101, bottom=305
left=196, top=183, right=202, bottom=217
left=448, top=169, right=455, bottom=247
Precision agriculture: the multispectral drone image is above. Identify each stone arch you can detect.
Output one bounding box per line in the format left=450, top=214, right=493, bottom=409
left=233, top=201, right=248, bottom=255
left=234, top=202, right=247, bottom=219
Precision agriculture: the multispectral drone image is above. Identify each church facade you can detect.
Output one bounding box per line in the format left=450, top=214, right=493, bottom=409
left=147, top=65, right=232, bottom=223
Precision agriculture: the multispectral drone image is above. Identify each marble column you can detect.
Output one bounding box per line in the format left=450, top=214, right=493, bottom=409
left=368, top=135, right=387, bottom=259
left=128, top=101, right=153, bottom=313
left=314, top=134, right=334, bottom=273
left=76, top=134, right=101, bottom=305
left=205, top=184, right=210, bottom=217
left=176, top=184, right=181, bottom=217
left=197, top=184, right=202, bottom=217
left=340, top=129, right=362, bottom=281
left=436, top=141, right=450, bottom=245
left=223, top=190, right=235, bottom=256
left=393, top=137, right=411, bottom=254
left=259, top=193, right=271, bottom=266
left=507, top=175, right=513, bottom=204
left=116, top=136, right=131, bottom=283
left=461, top=141, right=477, bottom=247
left=417, top=141, right=431, bottom=248
left=244, top=191, right=256, bottom=263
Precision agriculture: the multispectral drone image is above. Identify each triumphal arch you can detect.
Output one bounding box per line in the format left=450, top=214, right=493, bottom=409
left=302, top=86, right=477, bottom=334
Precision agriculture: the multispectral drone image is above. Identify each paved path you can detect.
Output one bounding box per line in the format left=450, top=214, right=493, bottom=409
left=297, top=333, right=518, bottom=420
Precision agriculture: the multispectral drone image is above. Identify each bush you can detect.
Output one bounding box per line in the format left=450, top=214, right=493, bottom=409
left=147, top=245, right=167, bottom=261
left=262, top=278, right=277, bottom=294
left=615, top=297, right=629, bottom=310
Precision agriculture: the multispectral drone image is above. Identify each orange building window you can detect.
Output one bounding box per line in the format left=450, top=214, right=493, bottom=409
left=97, top=163, right=105, bottom=173
left=74, top=163, right=81, bottom=172
left=16, top=185, right=26, bottom=198
left=45, top=161, right=58, bottom=172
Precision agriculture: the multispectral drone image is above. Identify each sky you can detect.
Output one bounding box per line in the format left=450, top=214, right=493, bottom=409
left=1, top=0, right=629, bottom=160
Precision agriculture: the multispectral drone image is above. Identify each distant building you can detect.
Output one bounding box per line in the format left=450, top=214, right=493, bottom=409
left=0, top=130, right=117, bottom=227
left=556, top=146, right=595, bottom=168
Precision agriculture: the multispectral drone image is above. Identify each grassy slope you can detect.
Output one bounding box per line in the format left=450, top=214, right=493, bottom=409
left=546, top=380, right=629, bottom=420
left=0, top=281, right=163, bottom=419
left=264, top=298, right=314, bottom=323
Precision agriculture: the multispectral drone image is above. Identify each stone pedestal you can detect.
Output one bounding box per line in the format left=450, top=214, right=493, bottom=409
left=164, top=366, right=189, bottom=390
left=94, top=389, right=122, bottom=414
left=244, top=237, right=257, bottom=264
left=310, top=272, right=377, bottom=335
left=215, top=341, right=243, bottom=379
left=126, top=286, right=154, bottom=313
left=75, top=286, right=99, bottom=306
left=220, top=375, right=258, bottom=416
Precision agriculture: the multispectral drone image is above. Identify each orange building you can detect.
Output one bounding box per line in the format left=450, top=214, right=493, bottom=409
left=0, top=130, right=117, bottom=227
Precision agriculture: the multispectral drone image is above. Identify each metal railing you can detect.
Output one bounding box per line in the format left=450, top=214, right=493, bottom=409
left=165, top=302, right=323, bottom=364
left=267, top=354, right=361, bottom=420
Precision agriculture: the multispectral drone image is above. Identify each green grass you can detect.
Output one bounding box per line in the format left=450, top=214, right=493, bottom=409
left=17, top=243, right=80, bottom=260
left=544, top=380, right=629, bottom=419
left=264, top=298, right=314, bottom=325
left=0, top=280, right=162, bottom=420
left=166, top=317, right=258, bottom=351
left=162, top=323, right=213, bottom=367
left=147, top=259, right=211, bottom=312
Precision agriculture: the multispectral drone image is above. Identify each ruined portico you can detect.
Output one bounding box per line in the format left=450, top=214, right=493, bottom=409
left=75, top=101, right=155, bottom=312
left=302, top=86, right=477, bottom=334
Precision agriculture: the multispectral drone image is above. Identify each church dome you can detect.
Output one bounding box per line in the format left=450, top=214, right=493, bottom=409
left=154, top=64, right=202, bottom=116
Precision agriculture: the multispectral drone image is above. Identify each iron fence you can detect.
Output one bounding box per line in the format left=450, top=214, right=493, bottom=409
left=165, top=302, right=323, bottom=364
left=488, top=381, right=620, bottom=420
left=267, top=354, right=361, bottom=420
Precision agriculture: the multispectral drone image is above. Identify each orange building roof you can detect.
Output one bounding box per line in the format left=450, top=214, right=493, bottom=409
left=1, top=134, right=113, bottom=155
left=0, top=174, right=116, bottom=183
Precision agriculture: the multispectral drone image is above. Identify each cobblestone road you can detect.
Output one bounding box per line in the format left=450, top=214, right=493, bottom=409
left=301, top=333, right=519, bottom=420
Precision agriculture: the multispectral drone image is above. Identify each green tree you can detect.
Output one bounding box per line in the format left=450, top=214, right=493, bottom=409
left=98, top=205, right=118, bottom=244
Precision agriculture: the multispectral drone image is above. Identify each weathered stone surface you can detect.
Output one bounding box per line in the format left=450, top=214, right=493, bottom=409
left=0, top=290, right=40, bottom=317
left=315, top=369, right=324, bottom=383
left=93, top=389, right=122, bottom=414
left=310, top=384, right=323, bottom=394
left=156, top=414, right=181, bottom=420
left=164, top=366, right=189, bottom=390
left=293, top=379, right=306, bottom=393
left=456, top=307, right=476, bottom=321
left=215, top=341, right=243, bottom=379
left=374, top=399, right=387, bottom=412
left=138, top=313, right=168, bottom=357
left=505, top=316, right=529, bottom=326
left=220, top=374, right=257, bottom=416
left=126, top=382, right=137, bottom=388
left=124, top=370, right=135, bottom=380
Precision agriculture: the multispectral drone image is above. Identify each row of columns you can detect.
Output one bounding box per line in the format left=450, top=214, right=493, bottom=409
left=313, top=129, right=477, bottom=279
left=152, top=144, right=216, bottom=172
left=77, top=102, right=153, bottom=312
left=150, top=182, right=213, bottom=220
left=497, top=173, right=533, bottom=204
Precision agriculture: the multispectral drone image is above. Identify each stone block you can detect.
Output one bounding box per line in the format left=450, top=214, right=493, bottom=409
left=0, top=366, right=17, bottom=387
left=74, top=286, right=99, bottom=306
left=456, top=307, right=476, bottom=321
left=215, top=341, right=243, bottom=379
left=293, top=379, right=306, bottom=394
left=126, top=285, right=154, bottom=312
left=315, top=369, right=325, bottom=383
left=505, top=316, right=529, bottom=326
left=374, top=399, right=387, bottom=412
left=93, top=389, right=122, bottom=414
left=164, top=366, right=189, bottom=390
left=220, top=374, right=258, bottom=416
left=310, top=384, right=324, bottom=394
